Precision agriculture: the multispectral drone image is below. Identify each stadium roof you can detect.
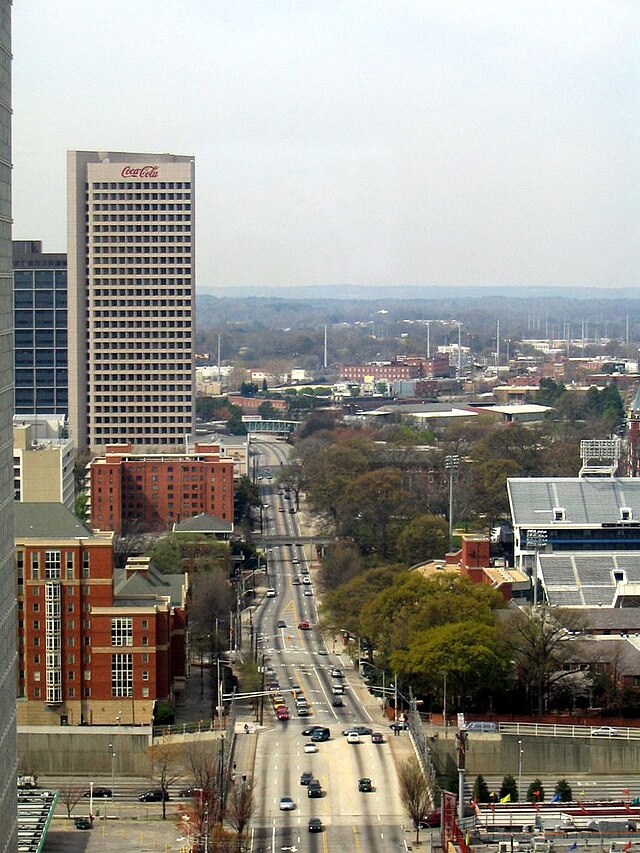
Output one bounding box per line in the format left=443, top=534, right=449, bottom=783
left=538, top=551, right=640, bottom=607
left=508, top=478, right=640, bottom=527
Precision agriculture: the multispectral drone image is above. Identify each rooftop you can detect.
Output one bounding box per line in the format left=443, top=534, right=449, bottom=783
left=508, top=477, right=640, bottom=527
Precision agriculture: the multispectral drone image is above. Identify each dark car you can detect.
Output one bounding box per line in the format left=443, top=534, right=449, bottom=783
left=389, top=721, right=410, bottom=732
left=302, top=725, right=324, bottom=736
left=179, top=786, right=203, bottom=798
left=371, top=732, right=384, bottom=743
left=83, top=786, right=112, bottom=798
left=342, top=725, right=372, bottom=737
left=138, top=789, right=170, bottom=802
left=310, top=727, right=331, bottom=742
left=300, top=771, right=313, bottom=786
left=74, top=817, right=93, bottom=830
left=276, top=620, right=287, bottom=628
left=419, top=811, right=441, bottom=828
left=308, top=817, right=323, bottom=833
left=307, top=780, right=322, bottom=798
left=358, top=777, right=373, bottom=792
left=332, top=697, right=344, bottom=707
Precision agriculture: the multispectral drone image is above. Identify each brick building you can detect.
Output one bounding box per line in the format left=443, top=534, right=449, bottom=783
left=338, top=363, right=416, bottom=382
left=15, top=503, right=187, bottom=726
left=227, top=395, right=288, bottom=415
left=89, top=442, right=234, bottom=535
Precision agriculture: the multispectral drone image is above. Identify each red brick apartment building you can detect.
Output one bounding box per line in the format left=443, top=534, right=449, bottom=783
left=90, top=442, right=234, bottom=535
left=15, top=503, right=187, bottom=726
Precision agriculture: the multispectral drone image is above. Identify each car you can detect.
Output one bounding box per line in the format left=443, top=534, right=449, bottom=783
left=74, top=817, right=93, bottom=830
left=307, top=780, right=322, bottom=798
left=347, top=731, right=361, bottom=744
left=465, top=721, right=498, bottom=734
left=262, top=503, right=270, bottom=509
left=371, top=732, right=384, bottom=743
left=179, top=786, right=203, bottom=798
left=331, top=683, right=344, bottom=695
left=308, top=818, right=323, bottom=833
left=317, top=648, right=328, bottom=655
left=342, top=725, right=372, bottom=736
left=266, top=588, right=277, bottom=597
left=291, top=558, right=299, bottom=565
left=267, top=681, right=280, bottom=691
left=332, top=697, right=344, bottom=707
left=331, top=668, right=343, bottom=678
left=300, top=566, right=309, bottom=575
left=290, top=682, right=301, bottom=691
left=304, top=589, right=313, bottom=597
left=303, top=742, right=318, bottom=753
left=138, top=789, right=170, bottom=802
left=358, top=777, right=373, bottom=792
left=257, top=475, right=263, bottom=480
left=297, top=707, right=311, bottom=716
left=83, top=786, right=112, bottom=798
left=302, top=577, right=311, bottom=585
left=298, top=621, right=311, bottom=630
left=289, top=508, right=296, bottom=514
left=310, top=727, right=330, bottom=742
left=276, top=707, right=290, bottom=720
left=276, top=620, right=286, bottom=628
left=278, top=507, right=285, bottom=512
left=591, top=726, right=619, bottom=737
left=302, top=724, right=324, bottom=736
left=419, top=811, right=442, bottom=828
left=300, top=771, right=313, bottom=786
left=292, top=577, right=301, bottom=585
left=279, top=796, right=295, bottom=811
left=389, top=721, right=409, bottom=732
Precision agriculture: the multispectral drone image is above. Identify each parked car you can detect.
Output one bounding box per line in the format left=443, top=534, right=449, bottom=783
left=308, top=817, right=323, bottom=832
left=138, top=789, right=169, bottom=802
left=279, top=796, right=295, bottom=811
left=74, top=817, right=93, bottom=830
left=83, top=787, right=112, bottom=798
left=419, top=811, right=441, bottom=828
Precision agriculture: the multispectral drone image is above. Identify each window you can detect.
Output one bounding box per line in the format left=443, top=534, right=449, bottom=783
left=65, top=552, right=74, bottom=579
left=45, top=551, right=61, bottom=579
left=141, top=653, right=149, bottom=664
left=141, top=619, right=148, bottom=629
left=111, top=654, right=133, bottom=697
left=142, top=670, right=149, bottom=681
left=67, top=654, right=75, bottom=664
left=82, top=552, right=90, bottom=578
left=34, top=671, right=41, bottom=681
left=84, top=670, right=91, bottom=680
left=33, top=654, right=40, bottom=664
left=68, top=688, right=75, bottom=698
left=142, top=687, right=149, bottom=698
left=31, top=553, right=39, bottom=579
left=33, top=603, right=39, bottom=613
left=33, top=620, right=40, bottom=630
left=142, top=636, right=148, bottom=647
left=111, top=617, right=133, bottom=647
left=34, top=688, right=41, bottom=699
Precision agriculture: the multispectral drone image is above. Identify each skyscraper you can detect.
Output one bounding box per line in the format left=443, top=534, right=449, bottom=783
left=13, top=240, right=68, bottom=415
left=67, top=151, right=195, bottom=453
left=0, top=1, right=18, bottom=848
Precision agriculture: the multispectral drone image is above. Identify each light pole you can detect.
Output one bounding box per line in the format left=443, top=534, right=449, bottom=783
left=445, top=455, right=459, bottom=551
left=527, top=529, right=547, bottom=606
left=518, top=739, right=523, bottom=802
left=441, top=670, right=448, bottom=727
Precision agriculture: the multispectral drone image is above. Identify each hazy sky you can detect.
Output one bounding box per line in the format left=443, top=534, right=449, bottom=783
left=13, top=1, right=640, bottom=289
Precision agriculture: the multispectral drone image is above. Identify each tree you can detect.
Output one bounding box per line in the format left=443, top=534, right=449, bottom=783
left=473, top=774, right=490, bottom=803
left=504, top=606, right=586, bottom=715
left=319, top=542, right=363, bottom=591
left=234, top=476, right=260, bottom=523
left=58, top=779, right=84, bottom=818
left=148, top=737, right=184, bottom=819
left=527, top=778, right=545, bottom=803
left=337, top=468, right=406, bottom=556
left=319, top=565, right=399, bottom=638
left=189, top=569, right=235, bottom=641
left=395, top=514, right=448, bottom=565
left=74, top=492, right=88, bottom=523
left=226, top=405, right=247, bottom=435
left=398, top=756, right=432, bottom=844
left=469, top=459, right=521, bottom=528
left=257, top=400, right=276, bottom=419
left=278, top=459, right=305, bottom=510
left=226, top=776, right=255, bottom=837
left=148, top=535, right=182, bottom=574
left=555, top=779, right=572, bottom=802
left=500, top=774, right=518, bottom=803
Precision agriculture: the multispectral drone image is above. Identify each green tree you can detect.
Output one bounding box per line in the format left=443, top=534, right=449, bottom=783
left=395, top=514, right=448, bottom=565
left=226, top=404, right=247, bottom=435
left=500, top=774, right=518, bottom=802
left=554, top=779, right=572, bottom=802
left=74, top=492, right=88, bottom=522
left=302, top=437, right=373, bottom=523
left=527, top=778, right=545, bottom=803
left=148, top=535, right=182, bottom=574
left=469, top=459, right=520, bottom=528
left=338, top=468, right=406, bottom=556
left=319, top=542, right=363, bottom=590
left=257, top=400, right=276, bottom=419
left=234, top=476, right=260, bottom=523
left=319, top=566, right=399, bottom=639
left=473, top=774, right=491, bottom=803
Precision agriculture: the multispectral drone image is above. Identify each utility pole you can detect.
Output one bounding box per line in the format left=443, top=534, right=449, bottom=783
left=323, top=324, right=327, bottom=370
left=445, top=455, right=459, bottom=551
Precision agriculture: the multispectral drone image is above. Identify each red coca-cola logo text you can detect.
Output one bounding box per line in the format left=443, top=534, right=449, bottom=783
left=121, top=165, right=159, bottom=179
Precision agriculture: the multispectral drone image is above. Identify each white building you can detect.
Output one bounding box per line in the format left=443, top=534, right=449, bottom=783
left=67, top=151, right=195, bottom=453
left=13, top=423, right=75, bottom=509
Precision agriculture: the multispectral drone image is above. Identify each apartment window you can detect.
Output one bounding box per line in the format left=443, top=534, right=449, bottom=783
left=45, top=551, right=61, bottom=579
left=84, top=670, right=91, bottom=680
left=84, top=637, right=90, bottom=646
left=34, top=671, right=41, bottom=681
left=67, top=603, right=74, bottom=613
left=84, top=687, right=91, bottom=698
left=111, top=653, right=133, bottom=697
left=33, top=620, right=40, bottom=630
left=141, top=636, right=148, bottom=647
left=67, top=654, right=75, bottom=664
left=31, top=553, right=39, bottom=579
left=34, top=688, right=41, bottom=699
left=141, top=619, right=148, bottom=630
left=67, top=637, right=75, bottom=647
left=68, top=688, right=75, bottom=698
left=142, top=671, right=149, bottom=681
left=141, top=653, right=149, bottom=664
left=33, top=654, right=40, bottom=664
left=33, top=603, right=39, bottom=613
left=142, top=687, right=149, bottom=698
left=65, top=552, right=74, bottom=579
left=111, top=617, right=133, bottom=647
left=68, top=671, right=74, bottom=681
left=82, top=552, right=90, bottom=578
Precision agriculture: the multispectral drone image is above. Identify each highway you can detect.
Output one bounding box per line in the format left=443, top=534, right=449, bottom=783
left=248, top=439, right=410, bottom=851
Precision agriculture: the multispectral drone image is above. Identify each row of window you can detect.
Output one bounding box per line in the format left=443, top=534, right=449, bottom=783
left=91, top=235, right=190, bottom=243
left=90, top=192, right=191, bottom=200
left=92, top=267, right=192, bottom=275
left=17, top=550, right=90, bottom=581
left=90, top=224, right=191, bottom=232
left=89, top=182, right=191, bottom=190
left=89, top=214, right=191, bottom=223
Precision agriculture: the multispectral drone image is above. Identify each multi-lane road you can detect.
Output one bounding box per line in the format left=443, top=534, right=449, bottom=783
left=248, top=439, right=410, bottom=851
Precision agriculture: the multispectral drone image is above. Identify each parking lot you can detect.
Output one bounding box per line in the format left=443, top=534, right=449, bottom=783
left=43, top=816, right=188, bottom=853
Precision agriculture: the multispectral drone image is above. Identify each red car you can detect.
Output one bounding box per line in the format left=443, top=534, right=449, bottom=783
left=298, top=621, right=311, bottom=630
left=276, top=707, right=290, bottom=720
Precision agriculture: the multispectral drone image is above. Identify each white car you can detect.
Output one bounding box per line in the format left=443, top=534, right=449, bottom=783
left=591, top=726, right=618, bottom=737
left=346, top=731, right=361, bottom=744
left=279, top=796, right=295, bottom=811
left=266, top=589, right=277, bottom=598
left=304, top=589, right=313, bottom=596
left=303, top=742, right=318, bottom=753
left=302, top=577, right=311, bottom=585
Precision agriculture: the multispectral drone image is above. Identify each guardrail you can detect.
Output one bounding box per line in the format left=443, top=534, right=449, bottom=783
left=499, top=722, right=640, bottom=739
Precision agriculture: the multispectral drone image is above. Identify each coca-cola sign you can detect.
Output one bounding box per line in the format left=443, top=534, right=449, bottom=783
left=121, top=165, right=159, bottom=179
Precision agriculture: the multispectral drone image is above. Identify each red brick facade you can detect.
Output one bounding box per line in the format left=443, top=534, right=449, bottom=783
left=90, top=442, right=234, bottom=535
left=16, top=520, right=187, bottom=726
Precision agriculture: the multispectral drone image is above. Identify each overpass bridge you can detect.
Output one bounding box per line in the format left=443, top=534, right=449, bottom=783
left=244, top=418, right=300, bottom=435
left=258, top=533, right=334, bottom=547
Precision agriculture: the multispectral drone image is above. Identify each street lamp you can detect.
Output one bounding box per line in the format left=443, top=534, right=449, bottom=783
left=109, top=742, right=115, bottom=809
left=445, top=455, right=459, bottom=551
left=526, top=529, right=547, bottom=606
left=518, top=739, right=523, bottom=802
left=441, top=670, right=448, bottom=728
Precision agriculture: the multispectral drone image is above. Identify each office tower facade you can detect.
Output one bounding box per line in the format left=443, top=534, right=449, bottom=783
left=0, top=1, right=17, bottom=849
left=13, top=240, right=68, bottom=415
left=67, top=151, right=195, bottom=454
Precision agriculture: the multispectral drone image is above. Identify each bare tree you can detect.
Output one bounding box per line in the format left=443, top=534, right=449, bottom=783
left=58, top=779, right=84, bottom=819
left=148, top=737, right=184, bottom=820
left=226, top=776, right=254, bottom=837
left=398, top=756, right=432, bottom=845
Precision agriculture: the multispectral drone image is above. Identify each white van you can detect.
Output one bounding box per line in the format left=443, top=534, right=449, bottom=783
left=331, top=683, right=344, bottom=695
left=465, top=721, right=498, bottom=733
